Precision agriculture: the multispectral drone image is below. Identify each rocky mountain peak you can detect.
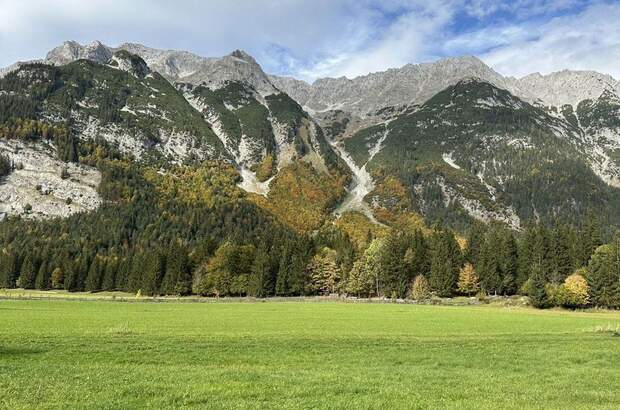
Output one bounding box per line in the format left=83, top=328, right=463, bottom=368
left=270, top=55, right=516, bottom=116
left=229, top=49, right=257, bottom=64
left=46, top=40, right=112, bottom=65
left=516, top=69, right=620, bottom=108
left=41, top=40, right=279, bottom=95
left=109, top=50, right=151, bottom=78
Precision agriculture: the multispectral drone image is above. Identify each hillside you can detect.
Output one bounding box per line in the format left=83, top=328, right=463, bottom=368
left=0, top=41, right=619, bottom=309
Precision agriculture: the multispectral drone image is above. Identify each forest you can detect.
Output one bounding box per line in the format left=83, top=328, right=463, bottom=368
left=0, top=146, right=618, bottom=309
left=0, top=62, right=618, bottom=310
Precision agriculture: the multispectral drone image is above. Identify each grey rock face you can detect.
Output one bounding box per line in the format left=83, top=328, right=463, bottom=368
left=46, top=40, right=113, bottom=65
left=270, top=56, right=522, bottom=116
left=44, top=41, right=279, bottom=95
left=0, top=140, right=101, bottom=219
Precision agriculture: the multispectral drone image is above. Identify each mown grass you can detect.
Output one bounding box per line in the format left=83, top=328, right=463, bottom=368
left=0, top=300, right=618, bottom=409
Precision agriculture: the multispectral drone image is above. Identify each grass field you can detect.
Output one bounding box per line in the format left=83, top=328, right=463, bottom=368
left=0, top=300, right=618, bottom=409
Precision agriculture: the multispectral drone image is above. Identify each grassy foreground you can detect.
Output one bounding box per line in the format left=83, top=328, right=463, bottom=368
left=0, top=300, right=618, bottom=409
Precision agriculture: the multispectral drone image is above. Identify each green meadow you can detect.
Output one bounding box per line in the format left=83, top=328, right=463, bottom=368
left=0, top=299, right=618, bottom=409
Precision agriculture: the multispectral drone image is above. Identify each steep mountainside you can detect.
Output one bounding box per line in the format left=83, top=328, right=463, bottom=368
left=46, top=41, right=279, bottom=95
left=0, top=42, right=347, bottom=223
left=1, top=40, right=619, bottom=233
left=325, top=79, right=620, bottom=230
left=270, top=56, right=524, bottom=116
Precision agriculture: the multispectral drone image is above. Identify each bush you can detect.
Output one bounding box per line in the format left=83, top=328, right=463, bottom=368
left=0, top=154, right=12, bottom=177
left=409, top=275, right=431, bottom=301
left=556, top=272, right=590, bottom=308
left=51, top=268, right=64, bottom=289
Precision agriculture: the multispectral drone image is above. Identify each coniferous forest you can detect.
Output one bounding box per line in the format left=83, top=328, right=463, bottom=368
left=0, top=57, right=619, bottom=310
left=0, top=143, right=618, bottom=309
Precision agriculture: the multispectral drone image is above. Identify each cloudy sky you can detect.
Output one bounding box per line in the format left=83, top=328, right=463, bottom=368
left=0, top=0, right=618, bottom=82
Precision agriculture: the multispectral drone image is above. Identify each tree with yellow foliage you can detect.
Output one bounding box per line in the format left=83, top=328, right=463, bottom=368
left=457, top=263, right=480, bottom=296
left=556, top=270, right=590, bottom=308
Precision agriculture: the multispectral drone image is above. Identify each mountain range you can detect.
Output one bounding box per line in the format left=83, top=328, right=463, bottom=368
left=1, top=40, right=619, bottom=233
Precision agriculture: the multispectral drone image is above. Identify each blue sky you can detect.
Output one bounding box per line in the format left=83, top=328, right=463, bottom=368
left=1, top=0, right=618, bottom=82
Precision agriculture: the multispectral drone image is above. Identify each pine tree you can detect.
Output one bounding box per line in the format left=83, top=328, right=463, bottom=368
left=576, top=213, right=603, bottom=267
left=477, top=232, right=501, bottom=294
left=142, top=252, right=164, bottom=296
left=18, top=255, right=36, bottom=289
left=0, top=251, right=19, bottom=288
left=587, top=244, right=620, bottom=308
left=63, top=269, right=79, bottom=292
left=101, top=258, right=118, bottom=291
left=465, top=224, right=486, bottom=265
left=550, top=222, right=573, bottom=284
left=379, top=231, right=410, bottom=298
left=175, top=262, right=192, bottom=296
left=128, top=253, right=144, bottom=293
left=85, top=257, right=102, bottom=292
left=289, top=250, right=310, bottom=296
left=248, top=245, right=270, bottom=297
left=529, top=262, right=549, bottom=308
left=429, top=230, right=461, bottom=297
left=35, top=261, right=49, bottom=290
left=275, top=248, right=291, bottom=296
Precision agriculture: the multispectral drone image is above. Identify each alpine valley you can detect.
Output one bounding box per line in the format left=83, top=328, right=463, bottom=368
left=0, top=40, right=619, bottom=303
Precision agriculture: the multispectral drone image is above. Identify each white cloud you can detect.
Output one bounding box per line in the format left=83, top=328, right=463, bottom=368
left=297, top=1, right=456, bottom=80
left=479, top=2, right=620, bottom=79
left=464, top=0, right=583, bottom=19
left=0, top=0, right=618, bottom=82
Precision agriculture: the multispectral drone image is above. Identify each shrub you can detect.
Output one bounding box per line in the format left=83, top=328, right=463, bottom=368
left=51, top=268, right=64, bottom=289
left=0, top=154, right=12, bottom=177
left=409, top=275, right=431, bottom=301
left=556, top=272, right=590, bottom=308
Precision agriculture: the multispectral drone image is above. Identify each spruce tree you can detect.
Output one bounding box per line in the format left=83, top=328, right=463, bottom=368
left=275, top=250, right=291, bottom=296
left=465, top=224, right=486, bottom=265
left=0, top=251, right=19, bottom=288
left=35, top=261, right=49, bottom=290
left=550, top=223, right=573, bottom=284
left=18, top=255, right=36, bottom=289
left=128, top=254, right=145, bottom=293
left=478, top=232, right=501, bottom=294
left=429, top=230, right=461, bottom=297
left=142, top=252, right=164, bottom=296
left=248, top=245, right=270, bottom=297
left=85, top=258, right=102, bottom=292
left=587, top=244, right=620, bottom=308
left=174, top=247, right=192, bottom=296
left=499, top=230, right=518, bottom=295
left=529, top=263, right=549, bottom=308
left=101, top=258, right=118, bottom=291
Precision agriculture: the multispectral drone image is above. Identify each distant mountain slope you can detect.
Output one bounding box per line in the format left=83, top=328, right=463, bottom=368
left=46, top=41, right=279, bottom=95
left=271, top=56, right=620, bottom=117
left=0, top=41, right=349, bottom=225
left=326, top=79, right=620, bottom=230
left=1, top=40, right=619, bottom=233
left=270, top=56, right=524, bottom=116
